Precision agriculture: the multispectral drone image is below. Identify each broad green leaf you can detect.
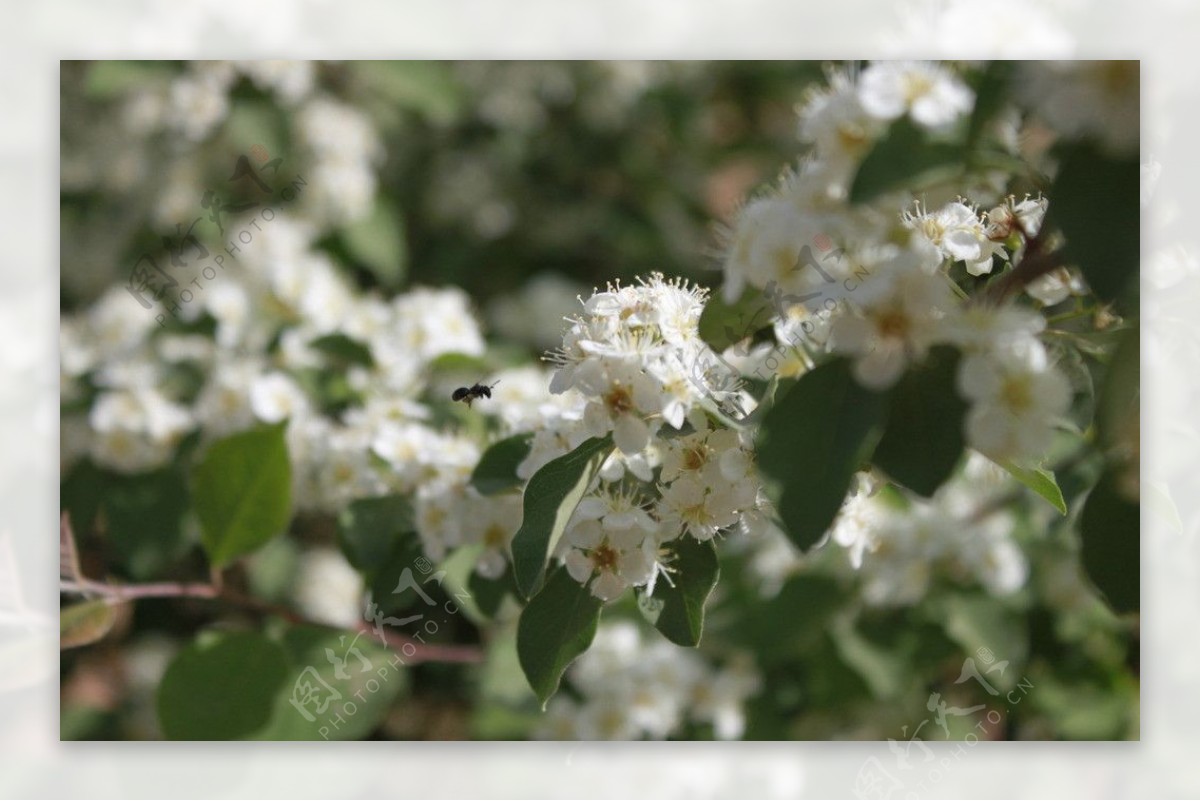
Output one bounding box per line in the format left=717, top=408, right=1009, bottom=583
left=937, top=594, right=1027, bottom=681
left=60, top=458, right=106, bottom=540
left=872, top=346, right=967, bottom=497
left=60, top=600, right=121, bottom=650
left=337, top=494, right=415, bottom=577
left=516, top=567, right=603, bottom=707
left=355, top=61, right=465, bottom=125
left=341, top=197, right=407, bottom=289
left=84, top=61, right=174, bottom=98
left=223, top=101, right=287, bottom=168
left=157, top=631, right=290, bottom=740
left=831, top=613, right=909, bottom=700
left=997, top=460, right=1068, bottom=515
left=469, top=565, right=518, bottom=619
left=252, top=625, right=405, bottom=740
left=511, top=435, right=613, bottom=598
left=102, top=467, right=191, bottom=580
left=309, top=333, right=374, bottom=368
left=640, top=537, right=719, bottom=647
left=1080, top=469, right=1140, bottom=615
left=965, top=62, right=1014, bottom=156
left=1096, top=327, right=1139, bottom=457
left=756, top=358, right=889, bottom=551
left=850, top=118, right=966, bottom=204
left=426, top=351, right=490, bottom=375
left=698, top=287, right=772, bottom=352
left=470, top=434, right=534, bottom=495
left=192, top=423, right=293, bottom=569
left=1047, top=141, right=1140, bottom=303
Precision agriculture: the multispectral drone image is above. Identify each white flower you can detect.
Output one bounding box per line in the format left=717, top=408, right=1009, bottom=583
left=829, top=249, right=955, bottom=388
left=194, top=356, right=260, bottom=435
left=689, top=654, right=761, bottom=740
left=943, top=303, right=1045, bottom=353
left=1016, top=61, right=1139, bottom=155
left=388, top=287, right=486, bottom=364
left=574, top=484, right=659, bottom=534
left=656, top=473, right=746, bottom=542
left=237, top=60, right=314, bottom=104
left=830, top=481, right=885, bottom=570
left=89, top=388, right=194, bottom=473
left=291, top=548, right=363, bottom=628
left=903, top=200, right=1002, bottom=275
left=306, top=427, right=388, bottom=512
left=1025, top=267, right=1086, bottom=306
left=986, top=195, right=1048, bottom=240
left=562, top=520, right=655, bottom=601
left=957, top=340, right=1071, bottom=462
left=577, top=358, right=665, bottom=455
left=798, top=69, right=885, bottom=175
left=414, top=482, right=466, bottom=562
left=462, top=491, right=523, bottom=579
left=857, top=61, right=974, bottom=131
left=166, top=72, right=230, bottom=142
left=249, top=372, right=309, bottom=424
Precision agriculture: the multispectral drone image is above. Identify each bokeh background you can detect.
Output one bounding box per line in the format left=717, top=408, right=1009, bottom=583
left=57, top=60, right=1140, bottom=746
left=0, top=0, right=1191, bottom=793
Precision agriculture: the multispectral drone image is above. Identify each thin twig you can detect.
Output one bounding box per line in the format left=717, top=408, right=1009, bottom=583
left=61, top=577, right=480, bottom=664
left=978, top=229, right=1064, bottom=305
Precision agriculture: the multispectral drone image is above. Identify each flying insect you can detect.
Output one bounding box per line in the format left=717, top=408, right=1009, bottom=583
left=452, top=380, right=500, bottom=408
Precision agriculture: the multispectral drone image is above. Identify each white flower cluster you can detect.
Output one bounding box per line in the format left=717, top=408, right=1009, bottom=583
left=722, top=62, right=1073, bottom=465
left=531, top=276, right=762, bottom=600
left=60, top=186, right=555, bottom=581
left=534, top=621, right=760, bottom=740
left=548, top=273, right=740, bottom=455
left=830, top=456, right=1029, bottom=606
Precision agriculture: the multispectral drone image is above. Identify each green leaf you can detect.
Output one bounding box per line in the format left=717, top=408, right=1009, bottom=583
left=1079, top=469, right=1139, bottom=615
left=468, top=565, right=518, bottom=619
left=341, top=197, right=407, bottom=289
left=470, top=433, right=534, bottom=495
left=157, top=631, right=290, bottom=740
left=640, top=537, right=719, bottom=647
left=102, top=467, right=192, bottom=580
left=309, top=333, right=374, bottom=368
left=223, top=101, right=287, bottom=167
left=252, top=625, right=405, bottom=740
left=516, top=567, right=603, bottom=707
left=997, top=460, right=1068, bottom=515
left=1096, top=327, right=1139, bottom=456
left=510, top=435, right=613, bottom=598
left=698, top=287, right=772, bottom=352
left=872, top=346, right=967, bottom=497
left=756, top=358, right=889, bottom=551
left=850, top=118, right=966, bottom=204
left=355, top=61, right=464, bottom=125
left=192, top=423, right=293, bottom=569
left=336, top=494, right=415, bottom=577
left=84, top=61, right=174, bottom=98
left=830, top=613, right=909, bottom=700
left=937, top=593, right=1027, bottom=677
left=1047, top=142, right=1140, bottom=302
left=965, top=62, right=1014, bottom=155
left=60, top=600, right=121, bottom=650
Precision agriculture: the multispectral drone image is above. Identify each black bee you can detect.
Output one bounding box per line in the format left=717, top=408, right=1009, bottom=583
left=452, top=380, right=499, bottom=407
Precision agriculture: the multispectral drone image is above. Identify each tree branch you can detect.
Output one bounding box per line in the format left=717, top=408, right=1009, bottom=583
left=61, top=577, right=481, bottom=665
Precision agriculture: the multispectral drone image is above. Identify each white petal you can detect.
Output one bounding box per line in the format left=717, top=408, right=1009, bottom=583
left=613, top=414, right=650, bottom=455
left=564, top=549, right=595, bottom=584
